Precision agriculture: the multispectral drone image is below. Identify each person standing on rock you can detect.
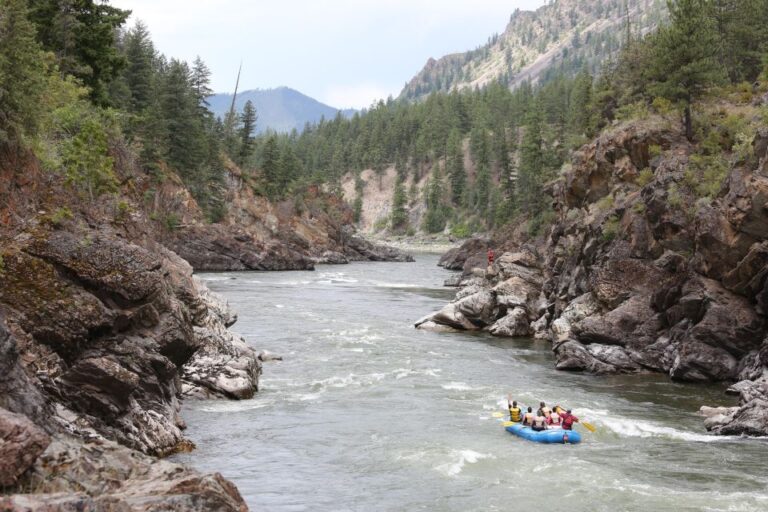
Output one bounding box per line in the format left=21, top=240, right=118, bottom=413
left=487, top=248, right=495, bottom=266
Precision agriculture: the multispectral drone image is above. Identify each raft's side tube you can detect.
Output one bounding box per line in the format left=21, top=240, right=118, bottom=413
left=505, top=424, right=582, bottom=444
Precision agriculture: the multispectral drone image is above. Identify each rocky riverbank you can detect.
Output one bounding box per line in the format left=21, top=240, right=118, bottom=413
left=417, top=115, right=768, bottom=437
left=0, top=222, right=258, bottom=508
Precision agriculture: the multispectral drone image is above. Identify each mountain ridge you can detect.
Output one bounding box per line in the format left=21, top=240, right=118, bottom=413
left=207, top=86, right=356, bottom=134
left=400, top=0, right=667, bottom=101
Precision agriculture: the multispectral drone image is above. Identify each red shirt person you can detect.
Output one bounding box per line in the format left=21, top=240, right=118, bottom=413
left=487, top=248, right=495, bottom=265
left=560, top=409, right=580, bottom=430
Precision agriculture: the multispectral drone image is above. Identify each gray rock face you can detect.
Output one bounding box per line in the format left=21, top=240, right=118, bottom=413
left=489, top=308, right=531, bottom=337
left=0, top=408, right=51, bottom=487
left=181, top=280, right=260, bottom=400
left=1, top=436, right=247, bottom=511
left=0, top=226, right=262, bottom=503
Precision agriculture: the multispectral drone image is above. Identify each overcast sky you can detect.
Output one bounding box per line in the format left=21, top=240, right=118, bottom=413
left=111, top=0, right=547, bottom=109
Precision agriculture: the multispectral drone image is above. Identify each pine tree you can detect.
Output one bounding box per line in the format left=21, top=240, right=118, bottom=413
left=0, top=0, right=47, bottom=147
left=29, top=0, right=131, bottom=104
left=446, top=128, right=466, bottom=205
left=568, top=68, right=594, bottom=138
left=123, top=21, right=154, bottom=113
left=238, top=100, right=257, bottom=166
left=517, top=105, right=545, bottom=214
left=261, top=134, right=282, bottom=198
left=650, top=0, right=726, bottom=140
left=423, top=165, right=447, bottom=233
left=191, top=56, right=213, bottom=107
left=390, top=175, right=409, bottom=232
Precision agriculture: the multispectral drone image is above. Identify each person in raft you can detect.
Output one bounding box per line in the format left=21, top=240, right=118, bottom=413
left=521, top=407, right=535, bottom=427
left=536, top=401, right=551, bottom=418
left=531, top=410, right=548, bottom=432
left=559, top=409, right=580, bottom=430
left=507, top=395, right=523, bottom=423
left=547, top=406, right=562, bottom=427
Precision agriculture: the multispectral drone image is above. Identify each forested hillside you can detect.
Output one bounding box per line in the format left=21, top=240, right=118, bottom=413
left=401, top=0, right=668, bottom=101
left=241, top=0, right=766, bottom=240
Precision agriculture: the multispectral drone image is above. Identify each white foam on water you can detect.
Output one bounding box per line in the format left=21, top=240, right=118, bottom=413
left=275, top=304, right=285, bottom=308
left=372, top=282, right=420, bottom=288
left=345, top=348, right=365, bottom=353
left=441, top=382, right=476, bottom=391
left=601, top=416, right=726, bottom=442
left=198, top=276, right=234, bottom=282
left=197, top=399, right=275, bottom=413
left=392, top=368, right=442, bottom=380
left=435, top=450, right=495, bottom=477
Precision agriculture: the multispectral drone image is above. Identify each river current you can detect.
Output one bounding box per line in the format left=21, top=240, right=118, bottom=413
left=174, top=254, right=768, bottom=512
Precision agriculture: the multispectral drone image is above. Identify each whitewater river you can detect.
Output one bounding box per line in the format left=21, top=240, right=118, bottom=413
left=175, top=254, right=768, bottom=512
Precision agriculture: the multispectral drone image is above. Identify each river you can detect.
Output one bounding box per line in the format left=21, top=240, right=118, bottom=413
left=174, top=254, right=768, bottom=512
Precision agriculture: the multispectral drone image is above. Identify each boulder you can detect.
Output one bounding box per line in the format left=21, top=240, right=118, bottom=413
left=438, top=238, right=490, bottom=270
left=2, top=436, right=248, bottom=511
left=670, top=341, right=739, bottom=382
left=0, top=409, right=51, bottom=487
left=550, top=293, right=601, bottom=343
left=553, top=340, right=618, bottom=374
left=489, top=308, right=531, bottom=337
left=574, top=295, right=661, bottom=348
left=493, top=276, right=538, bottom=311
left=710, top=398, right=768, bottom=436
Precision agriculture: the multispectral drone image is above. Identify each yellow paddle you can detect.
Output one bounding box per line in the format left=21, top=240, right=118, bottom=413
left=492, top=412, right=505, bottom=418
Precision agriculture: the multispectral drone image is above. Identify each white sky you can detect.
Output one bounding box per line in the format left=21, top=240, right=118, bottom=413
left=111, top=0, right=547, bottom=109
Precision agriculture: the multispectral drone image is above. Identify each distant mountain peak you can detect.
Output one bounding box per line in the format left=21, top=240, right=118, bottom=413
left=400, top=0, right=667, bottom=101
left=207, top=87, right=356, bottom=134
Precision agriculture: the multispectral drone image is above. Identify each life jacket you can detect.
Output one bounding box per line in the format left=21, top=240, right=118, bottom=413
left=509, top=406, right=522, bottom=422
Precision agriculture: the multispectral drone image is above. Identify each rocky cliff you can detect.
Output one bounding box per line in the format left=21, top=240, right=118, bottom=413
left=0, top=150, right=264, bottom=507
left=418, top=104, right=768, bottom=436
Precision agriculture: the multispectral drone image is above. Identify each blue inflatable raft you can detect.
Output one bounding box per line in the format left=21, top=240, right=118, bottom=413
left=505, top=424, right=582, bottom=444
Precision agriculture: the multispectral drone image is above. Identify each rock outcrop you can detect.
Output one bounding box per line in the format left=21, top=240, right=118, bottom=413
left=0, top=158, right=257, bottom=509
left=0, top=436, right=247, bottom=511
left=164, top=171, right=412, bottom=271
left=421, top=117, right=768, bottom=436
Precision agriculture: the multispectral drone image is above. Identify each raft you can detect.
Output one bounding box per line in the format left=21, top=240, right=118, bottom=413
left=505, top=423, right=582, bottom=444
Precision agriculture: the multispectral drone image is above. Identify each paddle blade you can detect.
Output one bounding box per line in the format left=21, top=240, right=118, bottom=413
left=492, top=412, right=505, bottom=418
left=502, top=421, right=514, bottom=427
left=581, top=421, right=596, bottom=433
